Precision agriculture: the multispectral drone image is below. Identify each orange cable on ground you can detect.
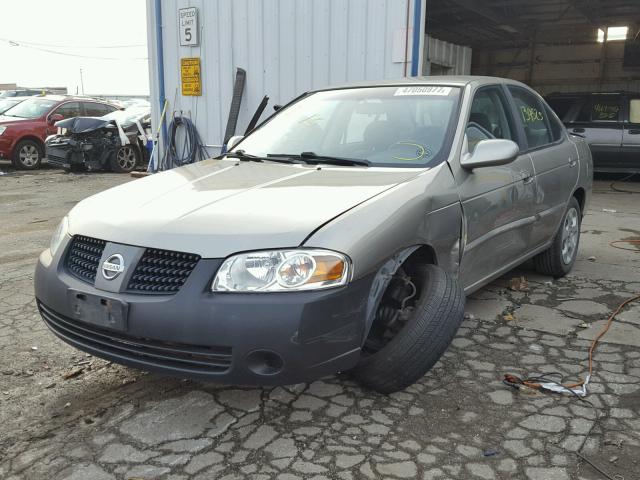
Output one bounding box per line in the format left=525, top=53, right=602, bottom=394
left=609, top=239, right=640, bottom=252
left=573, top=292, right=640, bottom=388
left=505, top=292, right=640, bottom=393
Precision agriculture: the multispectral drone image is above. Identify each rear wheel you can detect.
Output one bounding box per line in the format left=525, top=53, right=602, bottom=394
left=534, top=197, right=581, bottom=277
left=352, top=264, right=465, bottom=393
left=110, top=145, right=139, bottom=173
left=12, top=139, right=43, bottom=169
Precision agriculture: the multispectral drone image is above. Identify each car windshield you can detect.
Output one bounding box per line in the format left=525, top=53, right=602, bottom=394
left=233, top=86, right=461, bottom=167
left=3, top=97, right=57, bottom=119
left=0, top=98, right=22, bottom=114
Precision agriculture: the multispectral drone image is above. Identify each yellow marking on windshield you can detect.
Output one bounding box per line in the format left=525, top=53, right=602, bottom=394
left=392, top=142, right=426, bottom=161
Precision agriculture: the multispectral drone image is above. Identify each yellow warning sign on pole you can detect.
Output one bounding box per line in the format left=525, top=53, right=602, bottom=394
left=181, top=57, right=201, bottom=96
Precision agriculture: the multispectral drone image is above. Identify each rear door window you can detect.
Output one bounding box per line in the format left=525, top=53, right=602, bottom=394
left=543, top=104, right=565, bottom=142
left=508, top=87, right=553, bottom=149
left=53, top=102, right=82, bottom=119
left=84, top=102, right=115, bottom=116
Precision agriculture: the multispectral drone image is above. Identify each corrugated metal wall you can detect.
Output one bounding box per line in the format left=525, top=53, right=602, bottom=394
left=423, top=36, right=472, bottom=76
left=472, top=42, right=640, bottom=95
left=146, top=0, right=427, bottom=156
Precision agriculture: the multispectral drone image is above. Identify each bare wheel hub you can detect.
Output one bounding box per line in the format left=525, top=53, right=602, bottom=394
left=363, top=269, right=417, bottom=355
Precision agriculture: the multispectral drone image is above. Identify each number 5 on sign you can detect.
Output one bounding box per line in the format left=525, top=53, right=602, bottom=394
left=179, top=7, right=199, bottom=46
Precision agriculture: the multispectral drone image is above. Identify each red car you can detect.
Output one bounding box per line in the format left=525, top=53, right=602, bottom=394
left=0, top=96, right=119, bottom=169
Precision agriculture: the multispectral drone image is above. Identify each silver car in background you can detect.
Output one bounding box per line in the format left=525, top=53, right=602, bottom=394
left=35, top=77, right=592, bottom=393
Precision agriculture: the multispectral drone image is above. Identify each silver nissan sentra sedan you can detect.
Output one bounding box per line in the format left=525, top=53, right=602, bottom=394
left=35, top=76, right=592, bottom=393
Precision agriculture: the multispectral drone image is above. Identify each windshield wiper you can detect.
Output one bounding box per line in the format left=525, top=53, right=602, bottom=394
left=219, top=149, right=264, bottom=162
left=268, top=151, right=370, bottom=167
left=219, top=150, right=297, bottom=165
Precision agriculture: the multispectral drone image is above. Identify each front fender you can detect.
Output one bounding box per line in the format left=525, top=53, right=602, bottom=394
left=302, top=163, right=463, bottom=280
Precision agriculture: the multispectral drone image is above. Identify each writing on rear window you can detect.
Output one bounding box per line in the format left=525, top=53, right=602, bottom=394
left=520, top=106, right=544, bottom=123
left=394, top=86, right=452, bottom=96
left=592, top=103, right=619, bottom=120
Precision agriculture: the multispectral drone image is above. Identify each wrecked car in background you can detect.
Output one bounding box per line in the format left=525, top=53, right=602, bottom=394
left=0, top=96, right=118, bottom=169
left=45, top=108, right=151, bottom=173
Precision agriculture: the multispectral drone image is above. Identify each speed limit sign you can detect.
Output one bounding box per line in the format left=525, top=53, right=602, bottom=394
left=179, top=7, right=199, bottom=46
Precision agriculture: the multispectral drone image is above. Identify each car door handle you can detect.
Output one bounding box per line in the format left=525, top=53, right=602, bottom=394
left=629, top=129, right=640, bottom=135
left=521, top=172, right=534, bottom=184
left=572, top=128, right=585, bottom=133
left=568, top=158, right=578, bottom=168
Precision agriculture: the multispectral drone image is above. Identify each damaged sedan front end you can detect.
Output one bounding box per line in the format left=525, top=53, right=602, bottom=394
left=46, top=109, right=150, bottom=173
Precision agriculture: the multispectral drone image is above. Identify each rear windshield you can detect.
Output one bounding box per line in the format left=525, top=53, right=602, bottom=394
left=235, top=86, right=461, bottom=168
left=3, top=97, right=57, bottom=119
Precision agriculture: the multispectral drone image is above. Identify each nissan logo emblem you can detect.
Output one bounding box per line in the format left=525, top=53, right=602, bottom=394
left=102, top=254, right=125, bottom=280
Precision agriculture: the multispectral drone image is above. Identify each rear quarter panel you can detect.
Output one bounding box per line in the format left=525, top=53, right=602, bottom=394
left=571, top=134, right=593, bottom=212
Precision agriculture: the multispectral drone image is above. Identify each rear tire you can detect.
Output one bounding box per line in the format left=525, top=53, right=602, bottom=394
left=352, top=264, right=465, bottom=393
left=110, top=145, right=139, bottom=173
left=534, top=197, right=581, bottom=277
left=12, top=139, right=43, bottom=169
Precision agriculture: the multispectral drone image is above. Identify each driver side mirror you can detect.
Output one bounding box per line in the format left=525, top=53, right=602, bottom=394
left=226, top=135, right=244, bottom=150
left=48, top=113, right=64, bottom=126
left=461, top=139, right=519, bottom=170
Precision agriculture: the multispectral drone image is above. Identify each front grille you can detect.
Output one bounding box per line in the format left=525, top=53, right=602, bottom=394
left=38, top=301, right=232, bottom=374
left=127, top=248, right=200, bottom=294
left=65, top=235, right=106, bottom=283
left=45, top=153, right=68, bottom=167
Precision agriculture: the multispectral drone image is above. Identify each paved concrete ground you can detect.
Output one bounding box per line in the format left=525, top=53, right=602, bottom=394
left=0, top=166, right=639, bottom=480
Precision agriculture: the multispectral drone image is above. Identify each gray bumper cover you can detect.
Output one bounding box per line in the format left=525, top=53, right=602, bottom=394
left=34, top=240, right=371, bottom=385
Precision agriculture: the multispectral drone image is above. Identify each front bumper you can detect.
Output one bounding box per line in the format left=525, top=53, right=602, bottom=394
left=0, top=137, right=12, bottom=158
left=45, top=143, right=85, bottom=169
left=34, top=239, right=372, bottom=385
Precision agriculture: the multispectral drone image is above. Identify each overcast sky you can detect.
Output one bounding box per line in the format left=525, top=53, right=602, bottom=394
left=0, top=0, right=149, bottom=96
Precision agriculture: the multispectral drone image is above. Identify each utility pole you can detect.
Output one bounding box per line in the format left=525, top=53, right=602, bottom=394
left=79, top=68, right=85, bottom=95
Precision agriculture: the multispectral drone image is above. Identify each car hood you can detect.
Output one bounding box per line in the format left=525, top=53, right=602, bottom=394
left=68, top=159, right=420, bottom=258
left=54, top=116, right=116, bottom=133
left=0, top=115, right=41, bottom=126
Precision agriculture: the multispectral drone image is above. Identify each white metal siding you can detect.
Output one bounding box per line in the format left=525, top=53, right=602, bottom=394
left=423, top=35, right=472, bottom=76
left=146, top=0, right=426, bottom=156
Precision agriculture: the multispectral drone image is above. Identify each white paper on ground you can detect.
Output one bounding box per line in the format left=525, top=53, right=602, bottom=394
left=540, top=374, right=590, bottom=397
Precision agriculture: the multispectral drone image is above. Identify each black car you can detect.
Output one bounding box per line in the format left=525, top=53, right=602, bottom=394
left=45, top=108, right=151, bottom=173
left=545, top=91, right=640, bottom=173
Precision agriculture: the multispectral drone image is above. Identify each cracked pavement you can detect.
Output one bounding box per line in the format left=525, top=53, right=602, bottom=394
left=0, top=167, right=639, bottom=479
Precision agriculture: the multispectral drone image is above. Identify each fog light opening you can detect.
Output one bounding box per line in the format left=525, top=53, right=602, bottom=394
left=246, top=350, right=284, bottom=376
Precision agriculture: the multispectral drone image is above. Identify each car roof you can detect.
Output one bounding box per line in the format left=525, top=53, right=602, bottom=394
left=310, top=75, right=531, bottom=93
left=32, top=94, right=116, bottom=104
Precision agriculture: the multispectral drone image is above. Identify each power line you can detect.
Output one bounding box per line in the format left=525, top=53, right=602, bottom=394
left=0, top=37, right=146, bottom=49
left=0, top=39, right=148, bottom=61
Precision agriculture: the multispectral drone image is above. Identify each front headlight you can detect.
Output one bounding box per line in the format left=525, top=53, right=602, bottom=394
left=49, top=216, right=69, bottom=256
left=212, top=249, right=350, bottom=292
left=0, top=126, right=6, bottom=136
